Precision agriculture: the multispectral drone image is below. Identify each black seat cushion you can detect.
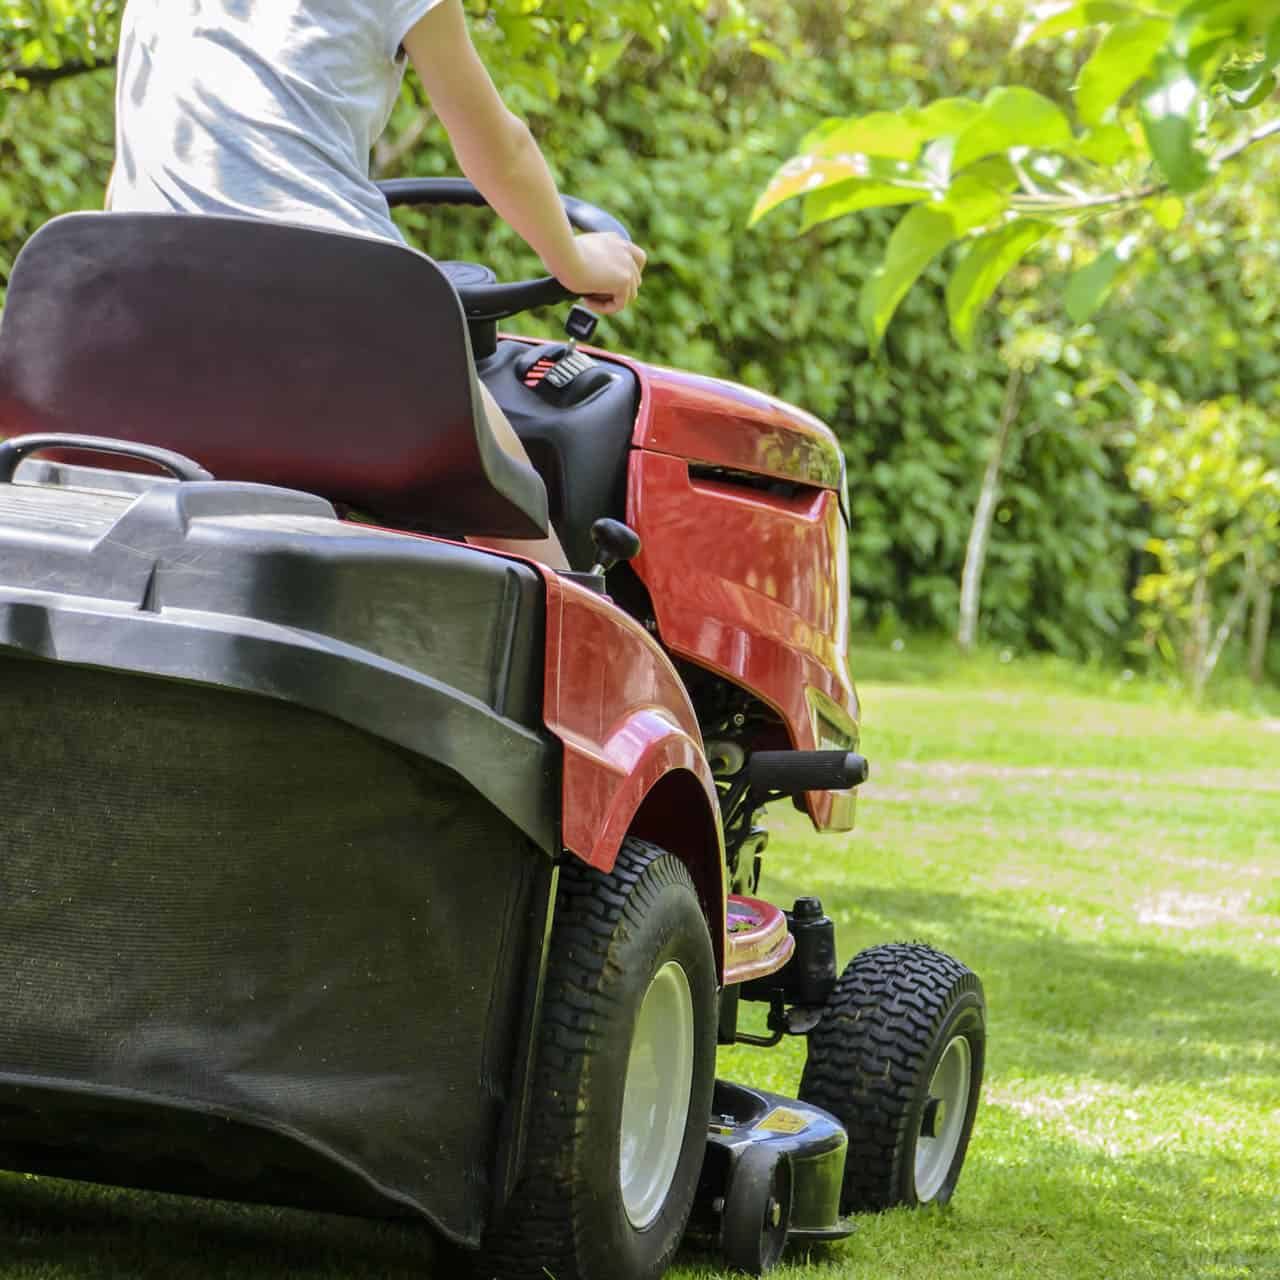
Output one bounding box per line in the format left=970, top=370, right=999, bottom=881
left=0, top=213, right=548, bottom=538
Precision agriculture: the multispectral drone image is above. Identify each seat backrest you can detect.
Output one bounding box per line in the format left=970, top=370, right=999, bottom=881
left=0, top=213, right=548, bottom=538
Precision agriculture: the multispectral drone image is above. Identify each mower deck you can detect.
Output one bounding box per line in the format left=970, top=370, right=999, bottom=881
left=689, top=1080, right=853, bottom=1269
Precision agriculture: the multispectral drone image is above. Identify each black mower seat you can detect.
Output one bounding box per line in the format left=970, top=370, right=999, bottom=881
left=0, top=213, right=548, bottom=539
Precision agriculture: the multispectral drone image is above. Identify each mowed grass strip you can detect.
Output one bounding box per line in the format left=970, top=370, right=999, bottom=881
left=697, top=678, right=1280, bottom=1280
left=2, top=666, right=1277, bottom=1279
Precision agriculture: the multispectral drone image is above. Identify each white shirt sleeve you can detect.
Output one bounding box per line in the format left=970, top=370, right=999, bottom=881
left=387, top=0, right=447, bottom=61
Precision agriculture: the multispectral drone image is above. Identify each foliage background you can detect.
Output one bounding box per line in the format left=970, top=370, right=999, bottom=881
left=1, top=0, right=1277, bottom=684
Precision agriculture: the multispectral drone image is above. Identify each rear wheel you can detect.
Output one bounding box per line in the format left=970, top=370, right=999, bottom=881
left=477, top=838, right=717, bottom=1280
left=798, top=943, right=985, bottom=1213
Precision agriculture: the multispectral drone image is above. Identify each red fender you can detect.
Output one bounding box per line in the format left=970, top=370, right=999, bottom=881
left=541, top=572, right=720, bottom=869
left=540, top=572, right=727, bottom=972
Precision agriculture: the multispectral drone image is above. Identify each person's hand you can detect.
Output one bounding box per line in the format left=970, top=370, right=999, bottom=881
left=552, top=232, right=647, bottom=314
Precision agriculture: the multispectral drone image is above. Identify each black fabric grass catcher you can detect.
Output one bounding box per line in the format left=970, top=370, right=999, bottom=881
left=0, top=657, right=549, bottom=1244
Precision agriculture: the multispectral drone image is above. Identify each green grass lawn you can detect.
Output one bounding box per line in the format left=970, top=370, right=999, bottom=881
left=3, top=647, right=1277, bottom=1279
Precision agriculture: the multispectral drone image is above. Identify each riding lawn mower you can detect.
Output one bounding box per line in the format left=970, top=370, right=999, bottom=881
left=0, top=181, right=986, bottom=1279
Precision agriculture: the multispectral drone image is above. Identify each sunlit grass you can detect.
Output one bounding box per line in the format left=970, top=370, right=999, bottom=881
left=688, top=660, right=1280, bottom=1280
left=2, top=650, right=1277, bottom=1279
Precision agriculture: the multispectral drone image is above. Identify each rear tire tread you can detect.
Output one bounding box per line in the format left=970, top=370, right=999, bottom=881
left=477, top=838, right=701, bottom=1280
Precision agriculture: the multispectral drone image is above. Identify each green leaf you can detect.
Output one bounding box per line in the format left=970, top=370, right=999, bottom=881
left=942, top=159, right=1018, bottom=232
left=1065, top=245, right=1130, bottom=324
left=807, top=111, right=934, bottom=161
left=754, top=102, right=994, bottom=225
left=748, top=38, right=784, bottom=62
left=859, top=205, right=958, bottom=350
left=909, top=97, right=986, bottom=136
left=751, top=152, right=926, bottom=225
left=1017, top=1, right=1145, bottom=48
left=1150, top=194, right=1185, bottom=229
left=800, top=179, right=931, bottom=230
left=1077, top=18, right=1173, bottom=124
left=798, top=99, right=983, bottom=162
left=951, top=87, right=1075, bottom=172
left=946, top=220, right=1052, bottom=349
left=1139, top=56, right=1211, bottom=193
left=1221, top=46, right=1280, bottom=109
left=1172, top=0, right=1255, bottom=59
left=1075, top=122, right=1139, bottom=164
left=1225, top=70, right=1276, bottom=109
left=585, top=37, right=630, bottom=83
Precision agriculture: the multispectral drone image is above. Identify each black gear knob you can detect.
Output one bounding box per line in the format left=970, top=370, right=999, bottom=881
left=590, top=518, right=642, bottom=575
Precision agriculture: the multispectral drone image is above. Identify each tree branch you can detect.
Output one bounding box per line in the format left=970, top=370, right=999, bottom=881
left=1, top=59, right=116, bottom=88
left=1009, top=115, right=1280, bottom=218
left=373, top=107, right=436, bottom=178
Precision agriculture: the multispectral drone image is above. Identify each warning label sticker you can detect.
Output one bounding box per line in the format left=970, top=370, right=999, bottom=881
left=755, top=1106, right=810, bottom=1135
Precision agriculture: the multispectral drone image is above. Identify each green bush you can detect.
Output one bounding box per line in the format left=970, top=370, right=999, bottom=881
left=1, top=1, right=1272, bottom=670
left=399, top=4, right=1143, bottom=654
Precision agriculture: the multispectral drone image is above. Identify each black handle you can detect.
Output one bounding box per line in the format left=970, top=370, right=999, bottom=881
left=376, top=178, right=633, bottom=322
left=748, top=751, right=870, bottom=795
left=590, top=518, right=642, bottom=573
left=0, top=434, right=214, bottom=485
left=377, top=178, right=632, bottom=241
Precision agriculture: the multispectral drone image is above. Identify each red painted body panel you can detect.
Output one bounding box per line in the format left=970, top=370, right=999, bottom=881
left=566, top=348, right=860, bottom=831
left=540, top=568, right=724, bottom=849
left=629, top=363, right=845, bottom=493
left=538, top=569, right=727, bottom=973
left=628, top=450, right=859, bottom=832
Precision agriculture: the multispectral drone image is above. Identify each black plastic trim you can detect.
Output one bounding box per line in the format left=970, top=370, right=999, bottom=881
left=0, top=471, right=557, bottom=849
left=0, top=433, right=213, bottom=483
left=0, top=599, right=554, bottom=852
left=490, top=861, right=561, bottom=1216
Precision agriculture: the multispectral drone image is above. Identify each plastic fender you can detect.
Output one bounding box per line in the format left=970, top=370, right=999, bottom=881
left=539, top=573, right=727, bottom=971
left=541, top=574, right=720, bottom=862
left=559, top=706, right=707, bottom=871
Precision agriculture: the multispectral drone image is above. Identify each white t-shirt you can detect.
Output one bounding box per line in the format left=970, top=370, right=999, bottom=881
left=108, top=0, right=441, bottom=242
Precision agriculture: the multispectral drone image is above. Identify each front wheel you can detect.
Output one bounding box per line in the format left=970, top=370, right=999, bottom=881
left=477, top=838, right=718, bottom=1280
left=798, top=943, right=985, bottom=1213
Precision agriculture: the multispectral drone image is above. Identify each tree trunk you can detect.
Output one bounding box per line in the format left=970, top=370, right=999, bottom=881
left=1248, top=573, right=1274, bottom=686
left=957, top=367, right=1023, bottom=652
left=1186, top=550, right=1211, bottom=700
left=1199, top=572, right=1253, bottom=696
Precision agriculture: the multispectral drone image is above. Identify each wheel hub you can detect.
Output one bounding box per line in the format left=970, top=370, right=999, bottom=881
left=920, top=1095, right=947, bottom=1138
left=619, top=960, right=695, bottom=1229
left=915, top=1035, right=972, bottom=1202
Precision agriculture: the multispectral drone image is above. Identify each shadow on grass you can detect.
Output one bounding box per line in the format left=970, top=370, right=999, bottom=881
left=0, top=1173, right=436, bottom=1279
left=957, top=1138, right=1280, bottom=1279
left=5, top=1143, right=1275, bottom=1280
left=2, top=889, right=1274, bottom=1277
left=807, top=879, right=1280, bottom=1088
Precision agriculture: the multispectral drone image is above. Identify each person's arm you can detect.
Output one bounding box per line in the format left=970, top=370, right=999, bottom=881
left=402, top=0, right=645, bottom=313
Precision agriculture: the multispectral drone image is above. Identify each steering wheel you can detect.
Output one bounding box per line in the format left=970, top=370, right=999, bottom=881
left=377, top=177, right=631, bottom=323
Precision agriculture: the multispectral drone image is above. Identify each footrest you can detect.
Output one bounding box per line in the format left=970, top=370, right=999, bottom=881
left=725, top=896, right=794, bottom=986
